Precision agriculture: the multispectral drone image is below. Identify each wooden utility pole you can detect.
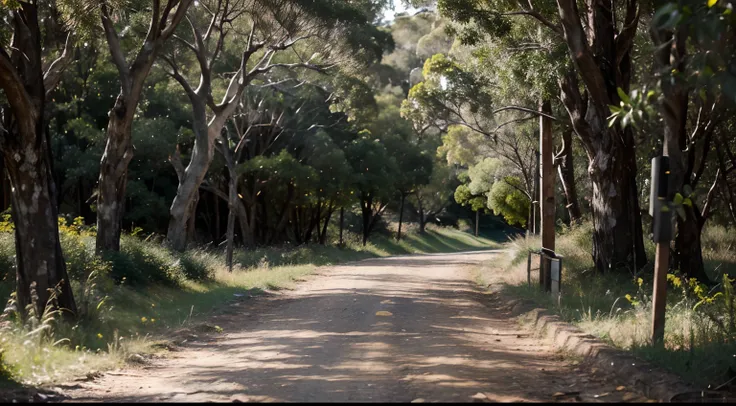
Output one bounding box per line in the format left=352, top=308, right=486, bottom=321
left=530, top=150, right=540, bottom=236
left=539, top=99, right=555, bottom=292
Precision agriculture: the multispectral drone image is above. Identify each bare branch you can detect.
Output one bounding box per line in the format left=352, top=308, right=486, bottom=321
left=101, top=5, right=130, bottom=90
left=169, top=144, right=186, bottom=181
left=43, top=33, right=74, bottom=98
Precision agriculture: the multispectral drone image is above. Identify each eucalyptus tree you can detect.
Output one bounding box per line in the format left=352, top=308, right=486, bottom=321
left=59, top=0, right=193, bottom=253
left=162, top=0, right=393, bottom=250
left=411, top=159, right=454, bottom=233
left=454, top=175, right=489, bottom=236
left=0, top=1, right=77, bottom=317
left=345, top=130, right=400, bottom=245
left=605, top=0, right=736, bottom=281
left=430, top=0, right=647, bottom=273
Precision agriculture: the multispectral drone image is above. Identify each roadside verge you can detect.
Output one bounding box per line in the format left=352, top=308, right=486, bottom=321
left=484, top=284, right=705, bottom=402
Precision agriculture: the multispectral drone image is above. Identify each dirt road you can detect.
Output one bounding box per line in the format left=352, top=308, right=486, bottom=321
left=63, top=250, right=651, bottom=403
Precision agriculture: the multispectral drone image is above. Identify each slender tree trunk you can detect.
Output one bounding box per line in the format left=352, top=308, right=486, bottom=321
left=557, top=128, right=582, bottom=223
left=226, top=173, right=237, bottom=273
left=361, top=195, right=372, bottom=246
left=319, top=205, right=334, bottom=245
left=397, top=193, right=406, bottom=241
left=475, top=210, right=479, bottom=237
left=214, top=190, right=221, bottom=243
left=339, top=207, right=344, bottom=246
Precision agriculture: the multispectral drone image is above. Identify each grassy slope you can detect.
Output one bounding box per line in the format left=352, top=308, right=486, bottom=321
left=475, top=222, right=736, bottom=389
left=0, top=226, right=499, bottom=387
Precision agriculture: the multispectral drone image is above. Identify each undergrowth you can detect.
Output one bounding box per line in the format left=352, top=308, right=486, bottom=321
left=483, top=221, right=736, bottom=389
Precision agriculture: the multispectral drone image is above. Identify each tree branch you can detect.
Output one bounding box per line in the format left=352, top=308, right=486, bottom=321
left=556, top=0, right=611, bottom=109
left=502, top=10, right=562, bottom=35
left=43, top=33, right=75, bottom=98
left=100, top=5, right=130, bottom=91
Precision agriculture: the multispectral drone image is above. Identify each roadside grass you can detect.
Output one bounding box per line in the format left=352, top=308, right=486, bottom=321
left=0, top=223, right=499, bottom=387
left=477, top=222, right=736, bottom=389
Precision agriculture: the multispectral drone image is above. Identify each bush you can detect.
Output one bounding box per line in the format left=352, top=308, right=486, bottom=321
left=179, top=251, right=214, bottom=281
left=103, top=236, right=186, bottom=287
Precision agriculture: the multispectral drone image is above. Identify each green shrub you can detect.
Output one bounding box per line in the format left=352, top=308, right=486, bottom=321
left=179, top=251, right=213, bottom=281
left=103, top=236, right=185, bottom=287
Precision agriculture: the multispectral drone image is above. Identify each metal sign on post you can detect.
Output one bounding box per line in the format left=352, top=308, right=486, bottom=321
left=527, top=249, right=563, bottom=296
left=650, top=156, right=673, bottom=345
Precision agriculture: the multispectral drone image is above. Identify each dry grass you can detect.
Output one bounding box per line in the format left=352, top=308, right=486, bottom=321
left=478, top=222, right=736, bottom=389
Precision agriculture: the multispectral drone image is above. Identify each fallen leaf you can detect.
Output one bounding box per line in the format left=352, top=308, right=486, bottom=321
left=622, top=392, right=639, bottom=401
left=376, top=311, right=393, bottom=316
left=411, top=399, right=425, bottom=403
left=593, top=392, right=610, bottom=398
left=616, top=386, right=626, bottom=391
left=471, top=393, right=488, bottom=400
left=553, top=391, right=580, bottom=398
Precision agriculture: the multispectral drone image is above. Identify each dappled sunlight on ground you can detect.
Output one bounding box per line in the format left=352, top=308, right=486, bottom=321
left=64, top=251, right=650, bottom=403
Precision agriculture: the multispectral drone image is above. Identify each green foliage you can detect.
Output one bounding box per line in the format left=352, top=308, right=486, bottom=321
left=345, top=132, right=400, bottom=199
left=487, top=177, right=529, bottom=227
left=102, top=237, right=187, bottom=287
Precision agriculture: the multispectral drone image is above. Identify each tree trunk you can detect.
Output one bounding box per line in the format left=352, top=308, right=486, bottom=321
left=0, top=2, right=77, bottom=318
left=475, top=210, right=479, bottom=237
left=214, top=190, right=221, bottom=243
left=4, top=143, right=77, bottom=318
left=319, top=205, right=334, bottom=245
left=226, top=173, right=237, bottom=273
left=186, top=190, right=199, bottom=244
left=558, top=76, right=646, bottom=273
left=557, top=128, right=582, bottom=223
left=167, top=105, right=218, bottom=250
left=588, top=148, right=646, bottom=272
left=361, top=195, right=372, bottom=246
left=96, top=0, right=192, bottom=253
left=397, top=193, right=406, bottom=241
left=96, top=102, right=134, bottom=253
left=651, top=22, right=710, bottom=283
left=556, top=0, right=646, bottom=273
left=339, top=207, right=344, bottom=246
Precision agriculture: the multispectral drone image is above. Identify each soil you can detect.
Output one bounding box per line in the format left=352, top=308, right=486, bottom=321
left=59, top=250, right=655, bottom=403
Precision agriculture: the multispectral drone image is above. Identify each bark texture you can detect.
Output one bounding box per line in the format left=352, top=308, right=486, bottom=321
left=556, top=0, right=646, bottom=273
left=96, top=0, right=193, bottom=253
left=555, top=128, right=582, bottom=223
left=0, top=3, right=76, bottom=317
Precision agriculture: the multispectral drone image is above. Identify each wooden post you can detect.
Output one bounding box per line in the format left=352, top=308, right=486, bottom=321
left=651, top=242, right=669, bottom=344
left=532, top=150, right=540, bottom=235
left=650, top=156, right=672, bottom=345
left=540, top=99, right=555, bottom=292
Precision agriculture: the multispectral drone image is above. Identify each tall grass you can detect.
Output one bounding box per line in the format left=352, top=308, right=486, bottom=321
left=481, top=222, right=736, bottom=389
